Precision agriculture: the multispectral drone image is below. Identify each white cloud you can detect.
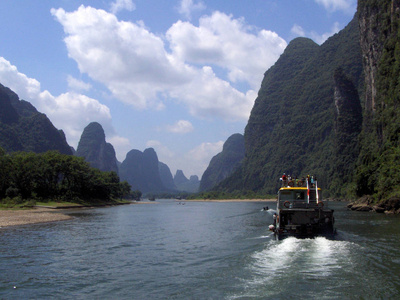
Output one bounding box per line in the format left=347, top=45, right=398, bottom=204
left=0, top=57, right=41, bottom=101
left=314, top=0, right=356, bottom=14
left=51, top=6, right=286, bottom=122
left=290, top=21, right=341, bottom=45
left=167, top=12, right=287, bottom=88
left=178, top=0, right=206, bottom=20
left=67, top=75, right=92, bottom=92
left=108, top=135, right=131, bottom=161
left=170, top=67, right=257, bottom=121
left=146, top=140, right=175, bottom=160
left=184, top=141, right=224, bottom=176
left=311, top=21, right=341, bottom=44
left=166, top=120, right=194, bottom=133
left=291, top=24, right=305, bottom=37
left=0, top=56, right=130, bottom=156
left=49, top=92, right=112, bottom=147
left=110, top=0, right=135, bottom=15
left=51, top=5, right=187, bottom=110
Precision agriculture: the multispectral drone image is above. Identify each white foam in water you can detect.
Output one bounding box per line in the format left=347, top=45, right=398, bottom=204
left=242, top=236, right=356, bottom=293
left=251, top=237, right=301, bottom=277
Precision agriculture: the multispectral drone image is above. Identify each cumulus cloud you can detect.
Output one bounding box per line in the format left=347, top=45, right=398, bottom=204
left=314, top=0, right=356, bottom=14
left=108, top=135, right=132, bottom=161
left=311, top=21, right=341, bottom=44
left=48, top=92, right=112, bottom=146
left=67, top=75, right=92, bottom=92
left=167, top=12, right=287, bottom=88
left=110, top=0, right=135, bottom=14
left=146, top=140, right=175, bottom=162
left=51, top=5, right=286, bottom=122
left=51, top=5, right=188, bottom=110
left=166, top=120, right=194, bottom=133
left=184, top=141, right=224, bottom=176
left=178, top=0, right=206, bottom=20
left=291, top=24, right=305, bottom=37
left=0, top=56, right=128, bottom=155
left=291, top=21, right=341, bottom=45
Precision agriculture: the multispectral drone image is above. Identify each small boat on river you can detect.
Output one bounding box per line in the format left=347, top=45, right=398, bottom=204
left=269, top=174, right=336, bottom=239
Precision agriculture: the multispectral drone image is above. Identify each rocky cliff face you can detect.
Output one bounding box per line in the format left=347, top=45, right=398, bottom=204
left=0, top=83, right=72, bottom=155
left=355, top=0, right=400, bottom=201
left=119, top=148, right=166, bottom=193
left=330, top=68, right=363, bottom=194
left=358, top=2, right=383, bottom=114
left=75, top=122, right=118, bottom=173
left=200, top=133, right=244, bottom=191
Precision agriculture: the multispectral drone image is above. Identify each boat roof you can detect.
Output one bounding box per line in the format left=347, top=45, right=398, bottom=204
left=279, top=187, right=321, bottom=191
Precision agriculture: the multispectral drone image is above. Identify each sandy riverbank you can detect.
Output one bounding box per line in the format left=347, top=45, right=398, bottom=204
left=0, top=207, right=72, bottom=228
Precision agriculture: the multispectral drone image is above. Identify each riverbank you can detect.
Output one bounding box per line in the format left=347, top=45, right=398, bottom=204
left=0, top=207, right=72, bottom=228
left=0, top=200, right=137, bottom=228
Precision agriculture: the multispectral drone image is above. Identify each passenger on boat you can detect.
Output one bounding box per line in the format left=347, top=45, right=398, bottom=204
left=273, top=213, right=277, bottom=226
left=281, top=173, right=287, bottom=186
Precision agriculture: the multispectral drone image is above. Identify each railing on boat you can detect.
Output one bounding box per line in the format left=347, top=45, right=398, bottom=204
left=278, top=177, right=327, bottom=209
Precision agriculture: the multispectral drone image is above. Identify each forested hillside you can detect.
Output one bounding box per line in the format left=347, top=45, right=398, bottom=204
left=216, top=16, right=364, bottom=196
left=0, top=83, right=72, bottom=155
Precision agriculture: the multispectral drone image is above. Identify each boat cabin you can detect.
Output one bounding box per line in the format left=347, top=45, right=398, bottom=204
left=271, top=175, right=335, bottom=239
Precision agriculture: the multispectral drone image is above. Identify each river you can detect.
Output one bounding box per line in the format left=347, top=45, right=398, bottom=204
left=1, top=200, right=400, bottom=299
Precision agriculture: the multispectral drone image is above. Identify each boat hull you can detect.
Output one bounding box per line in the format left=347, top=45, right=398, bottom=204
left=273, top=207, right=336, bottom=240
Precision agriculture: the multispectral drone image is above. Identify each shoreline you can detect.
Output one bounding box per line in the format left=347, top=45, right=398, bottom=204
left=0, top=207, right=72, bottom=228
left=0, top=199, right=275, bottom=228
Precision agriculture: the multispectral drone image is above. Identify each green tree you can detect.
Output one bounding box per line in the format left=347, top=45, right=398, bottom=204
left=0, top=147, right=12, bottom=199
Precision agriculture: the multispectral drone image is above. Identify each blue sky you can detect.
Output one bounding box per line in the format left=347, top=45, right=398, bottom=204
left=0, top=0, right=356, bottom=178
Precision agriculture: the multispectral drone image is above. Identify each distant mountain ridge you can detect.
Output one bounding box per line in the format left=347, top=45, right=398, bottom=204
left=200, top=133, right=244, bottom=191
left=0, top=83, right=72, bottom=155
left=159, top=162, right=177, bottom=191
left=174, top=170, right=199, bottom=193
left=119, top=148, right=166, bottom=194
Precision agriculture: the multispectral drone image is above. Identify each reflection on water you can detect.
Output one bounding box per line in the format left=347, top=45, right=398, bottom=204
left=1, top=201, right=400, bottom=299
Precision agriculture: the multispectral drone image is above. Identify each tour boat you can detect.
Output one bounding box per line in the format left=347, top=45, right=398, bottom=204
left=269, top=175, right=336, bottom=239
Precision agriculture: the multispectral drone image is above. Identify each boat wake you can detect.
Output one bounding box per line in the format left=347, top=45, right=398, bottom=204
left=255, top=237, right=353, bottom=278
left=229, top=237, right=356, bottom=299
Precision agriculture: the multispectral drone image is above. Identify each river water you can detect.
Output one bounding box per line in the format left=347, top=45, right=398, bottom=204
left=1, top=200, right=400, bottom=299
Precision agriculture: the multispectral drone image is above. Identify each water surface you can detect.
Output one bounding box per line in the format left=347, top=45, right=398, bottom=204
left=1, top=200, right=399, bottom=299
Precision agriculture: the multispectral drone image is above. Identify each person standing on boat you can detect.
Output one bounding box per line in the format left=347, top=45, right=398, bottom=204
left=282, top=173, right=287, bottom=186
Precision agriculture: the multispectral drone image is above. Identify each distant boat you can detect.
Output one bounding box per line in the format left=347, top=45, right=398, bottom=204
left=148, top=196, right=155, bottom=201
left=270, top=175, right=336, bottom=240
